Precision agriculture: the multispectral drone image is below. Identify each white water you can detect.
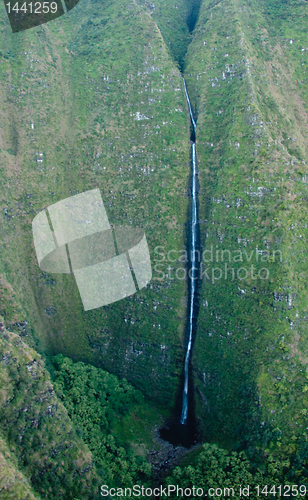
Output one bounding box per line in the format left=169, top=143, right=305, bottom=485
left=180, top=79, right=198, bottom=425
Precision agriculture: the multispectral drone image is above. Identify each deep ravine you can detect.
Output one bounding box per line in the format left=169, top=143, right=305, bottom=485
left=180, top=77, right=199, bottom=425
left=160, top=77, right=201, bottom=446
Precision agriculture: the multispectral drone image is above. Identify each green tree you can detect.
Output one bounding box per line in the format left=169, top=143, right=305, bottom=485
left=52, top=354, right=152, bottom=488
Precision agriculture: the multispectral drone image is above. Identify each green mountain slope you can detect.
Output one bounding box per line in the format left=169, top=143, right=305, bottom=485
left=0, top=434, right=41, bottom=500
left=0, top=316, right=169, bottom=498
left=136, top=0, right=201, bottom=69
left=0, top=320, right=101, bottom=499
left=0, top=0, right=191, bottom=409
left=184, top=0, right=308, bottom=454
left=1, top=0, right=308, bottom=484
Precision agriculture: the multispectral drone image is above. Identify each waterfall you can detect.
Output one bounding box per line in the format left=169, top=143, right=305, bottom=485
left=180, top=78, right=198, bottom=425
left=183, top=80, right=196, bottom=135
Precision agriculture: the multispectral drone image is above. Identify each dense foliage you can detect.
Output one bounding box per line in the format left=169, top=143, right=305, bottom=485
left=137, top=0, right=202, bottom=70
left=52, top=355, right=152, bottom=487
left=165, top=443, right=308, bottom=499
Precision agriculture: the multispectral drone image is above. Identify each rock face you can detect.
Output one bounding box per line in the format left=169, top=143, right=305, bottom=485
left=1, top=0, right=308, bottom=457
left=184, top=0, right=308, bottom=450
left=0, top=321, right=100, bottom=499
left=0, top=435, right=40, bottom=500
left=0, top=0, right=190, bottom=409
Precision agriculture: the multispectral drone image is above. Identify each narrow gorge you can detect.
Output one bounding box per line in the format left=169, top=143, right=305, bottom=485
left=180, top=78, right=199, bottom=428
left=1, top=0, right=308, bottom=497
left=160, top=76, right=201, bottom=448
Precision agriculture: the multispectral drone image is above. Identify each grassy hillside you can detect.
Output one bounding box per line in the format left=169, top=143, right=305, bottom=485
left=184, top=0, right=308, bottom=456
left=0, top=319, right=101, bottom=499
left=0, top=0, right=191, bottom=409
left=0, top=434, right=41, bottom=500
left=2, top=0, right=308, bottom=489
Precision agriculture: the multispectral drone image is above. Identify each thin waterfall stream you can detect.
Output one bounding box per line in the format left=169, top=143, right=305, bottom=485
left=180, top=78, right=199, bottom=426
left=160, top=78, right=200, bottom=447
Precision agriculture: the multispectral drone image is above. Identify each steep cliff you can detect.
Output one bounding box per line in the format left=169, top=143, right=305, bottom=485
left=0, top=320, right=101, bottom=499
left=184, top=0, right=308, bottom=454
left=0, top=434, right=41, bottom=500
left=1, top=0, right=308, bottom=471
left=0, top=0, right=191, bottom=409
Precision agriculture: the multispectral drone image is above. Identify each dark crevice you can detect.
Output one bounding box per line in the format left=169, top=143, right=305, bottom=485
left=186, top=0, right=202, bottom=33
left=160, top=79, right=201, bottom=448
left=139, top=0, right=203, bottom=448
left=139, top=0, right=203, bottom=72
left=190, top=127, right=196, bottom=143
left=179, top=0, right=202, bottom=71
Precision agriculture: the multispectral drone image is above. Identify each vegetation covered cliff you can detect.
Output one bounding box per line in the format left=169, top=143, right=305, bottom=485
left=0, top=319, right=100, bottom=499
left=1, top=0, right=308, bottom=496
left=0, top=0, right=191, bottom=409
left=184, top=0, right=308, bottom=457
